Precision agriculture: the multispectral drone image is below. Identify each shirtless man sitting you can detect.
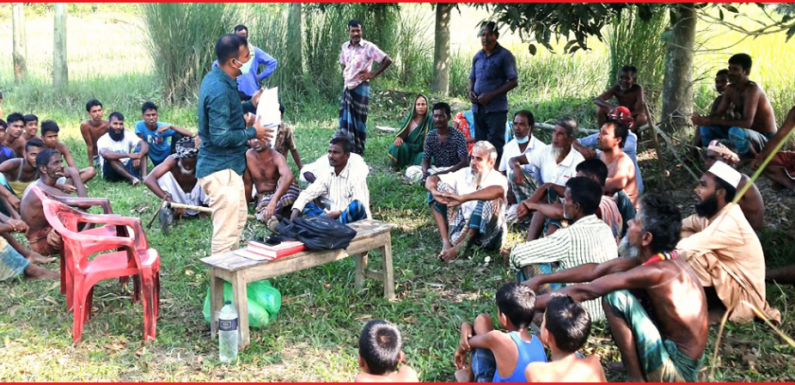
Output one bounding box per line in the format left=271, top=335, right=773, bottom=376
left=40, top=120, right=96, bottom=186
left=692, top=53, right=777, bottom=161
left=0, top=139, right=75, bottom=213
left=144, top=136, right=206, bottom=219
left=594, top=65, right=648, bottom=133
left=23, top=114, right=40, bottom=141
left=705, top=140, right=764, bottom=232
left=524, top=194, right=708, bottom=382
left=20, top=148, right=88, bottom=256
left=244, top=137, right=300, bottom=225
left=2, top=113, right=27, bottom=157
left=79, top=99, right=109, bottom=167
left=597, top=119, right=638, bottom=207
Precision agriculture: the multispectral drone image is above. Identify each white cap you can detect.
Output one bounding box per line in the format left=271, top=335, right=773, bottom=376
left=708, top=161, right=741, bottom=188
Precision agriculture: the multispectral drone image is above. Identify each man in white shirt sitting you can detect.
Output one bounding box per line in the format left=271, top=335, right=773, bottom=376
left=98, top=112, right=150, bottom=186
left=500, top=110, right=546, bottom=205
left=290, top=136, right=371, bottom=225
left=509, top=117, right=584, bottom=240
left=299, top=130, right=369, bottom=184
left=425, top=141, right=508, bottom=262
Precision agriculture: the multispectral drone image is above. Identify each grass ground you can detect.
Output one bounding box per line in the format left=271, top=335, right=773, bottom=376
left=1, top=5, right=794, bottom=382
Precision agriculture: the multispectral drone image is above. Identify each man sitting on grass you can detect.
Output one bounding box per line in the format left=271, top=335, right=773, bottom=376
left=290, top=136, right=370, bottom=224
left=677, top=162, right=779, bottom=323
left=20, top=149, right=88, bottom=256
left=510, top=177, right=618, bottom=321
left=524, top=194, right=708, bottom=382
left=136, top=101, right=194, bottom=168
left=0, top=212, right=58, bottom=281
left=23, top=114, right=40, bottom=141
left=98, top=112, right=149, bottom=186
left=355, top=320, right=418, bottom=382
left=79, top=99, right=109, bottom=167
left=425, top=141, right=507, bottom=262
left=245, top=136, right=300, bottom=226
left=299, top=130, right=369, bottom=185
left=454, top=282, right=546, bottom=382
left=525, top=294, right=606, bottom=382
left=594, top=65, right=648, bottom=133
left=705, top=140, right=764, bottom=232
left=2, top=113, right=27, bottom=157
left=144, top=136, right=207, bottom=219
left=510, top=117, right=584, bottom=240
left=40, top=120, right=97, bottom=186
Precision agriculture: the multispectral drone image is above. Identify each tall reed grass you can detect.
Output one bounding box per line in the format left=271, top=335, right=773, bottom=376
left=141, top=3, right=238, bottom=105
left=606, top=7, right=669, bottom=112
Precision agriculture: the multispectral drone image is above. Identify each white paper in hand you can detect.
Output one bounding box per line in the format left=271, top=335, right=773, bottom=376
left=255, top=87, right=281, bottom=148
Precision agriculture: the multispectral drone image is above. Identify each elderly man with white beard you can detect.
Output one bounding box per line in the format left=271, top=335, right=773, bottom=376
left=509, top=117, right=584, bottom=241
left=144, top=136, right=207, bottom=218
left=425, top=141, right=508, bottom=262
left=510, top=176, right=618, bottom=321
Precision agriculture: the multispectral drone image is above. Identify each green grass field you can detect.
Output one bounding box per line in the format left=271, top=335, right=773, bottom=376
left=0, top=5, right=794, bottom=382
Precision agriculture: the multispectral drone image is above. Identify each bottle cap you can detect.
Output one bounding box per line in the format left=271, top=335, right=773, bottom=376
left=225, top=301, right=231, bottom=305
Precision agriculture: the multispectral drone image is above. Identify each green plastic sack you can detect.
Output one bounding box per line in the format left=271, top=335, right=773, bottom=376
left=202, top=280, right=281, bottom=328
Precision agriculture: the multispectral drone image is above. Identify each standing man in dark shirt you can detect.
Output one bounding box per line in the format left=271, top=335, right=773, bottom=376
left=469, top=22, right=518, bottom=166
left=197, top=34, right=272, bottom=255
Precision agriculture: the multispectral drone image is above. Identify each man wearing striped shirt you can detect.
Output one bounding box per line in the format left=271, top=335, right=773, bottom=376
left=290, top=136, right=370, bottom=224
left=510, top=177, right=618, bottom=321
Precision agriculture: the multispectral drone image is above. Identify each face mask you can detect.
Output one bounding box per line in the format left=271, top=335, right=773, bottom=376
left=515, top=135, right=530, bottom=144
left=235, top=57, right=253, bottom=75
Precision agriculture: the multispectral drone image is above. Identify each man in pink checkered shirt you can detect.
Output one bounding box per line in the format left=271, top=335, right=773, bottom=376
left=338, top=19, right=392, bottom=155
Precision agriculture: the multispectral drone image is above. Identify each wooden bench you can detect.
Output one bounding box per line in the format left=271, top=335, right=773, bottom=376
left=200, top=219, right=395, bottom=349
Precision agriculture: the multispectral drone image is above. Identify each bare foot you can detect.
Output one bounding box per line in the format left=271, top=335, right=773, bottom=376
left=454, top=368, right=473, bottom=383
left=27, top=254, right=56, bottom=264
left=24, top=265, right=59, bottom=280
left=131, top=178, right=141, bottom=187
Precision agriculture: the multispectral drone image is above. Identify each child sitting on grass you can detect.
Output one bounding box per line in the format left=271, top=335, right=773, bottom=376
left=355, top=320, right=418, bottom=382
left=454, top=282, right=546, bottom=382
left=525, top=294, right=606, bottom=382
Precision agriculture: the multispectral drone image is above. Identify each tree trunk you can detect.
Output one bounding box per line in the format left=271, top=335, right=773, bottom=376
left=53, top=3, right=69, bottom=91
left=286, top=2, right=303, bottom=91
left=12, top=3, right=27, bottom=83
left=432, top=4, right=452, bottom=96
left=660, top=4, right=696, bottom=135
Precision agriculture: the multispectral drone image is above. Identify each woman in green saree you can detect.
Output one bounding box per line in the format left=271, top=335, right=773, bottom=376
left=388, top=95, right=432, bottom=169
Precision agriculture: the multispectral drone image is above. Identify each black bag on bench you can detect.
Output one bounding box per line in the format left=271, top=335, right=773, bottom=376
left=274, top=216, right=357, bottom=251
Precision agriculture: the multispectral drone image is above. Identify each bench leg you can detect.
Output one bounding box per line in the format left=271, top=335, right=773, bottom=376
left=209, top=270, right=225, bottom=339
left=231, top=272, right=250, bottom=349
left=382, top=239, right=395, bottom=300
left=354, top=253, right=368, bottom=288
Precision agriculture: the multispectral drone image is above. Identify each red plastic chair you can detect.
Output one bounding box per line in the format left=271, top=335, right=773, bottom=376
left=36, top=190, right=160, bottom=343
left=31, top=188, right=124, bottom=297
left=31, top=188, right=136, bottom=309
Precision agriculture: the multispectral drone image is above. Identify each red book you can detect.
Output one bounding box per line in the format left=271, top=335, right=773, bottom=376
left=246, top=240, right=306, bottom=259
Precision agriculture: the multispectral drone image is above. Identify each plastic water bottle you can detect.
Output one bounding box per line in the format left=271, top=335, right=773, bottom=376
left=218, top=301, right=239, bottom=363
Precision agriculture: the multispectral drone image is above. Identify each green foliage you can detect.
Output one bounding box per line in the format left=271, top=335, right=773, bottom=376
left=391, top=6, right=434, bottom=88
left=141, top=3, right=239, bottom=105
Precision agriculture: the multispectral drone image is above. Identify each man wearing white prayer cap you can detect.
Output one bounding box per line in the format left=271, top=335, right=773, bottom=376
left=676, top=161, right=780, bottom=324
left=704, top=140, right=764, bottom=231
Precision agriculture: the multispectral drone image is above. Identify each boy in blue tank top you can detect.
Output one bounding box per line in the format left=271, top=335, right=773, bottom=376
left=454, top=283, right=546, bottom=382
